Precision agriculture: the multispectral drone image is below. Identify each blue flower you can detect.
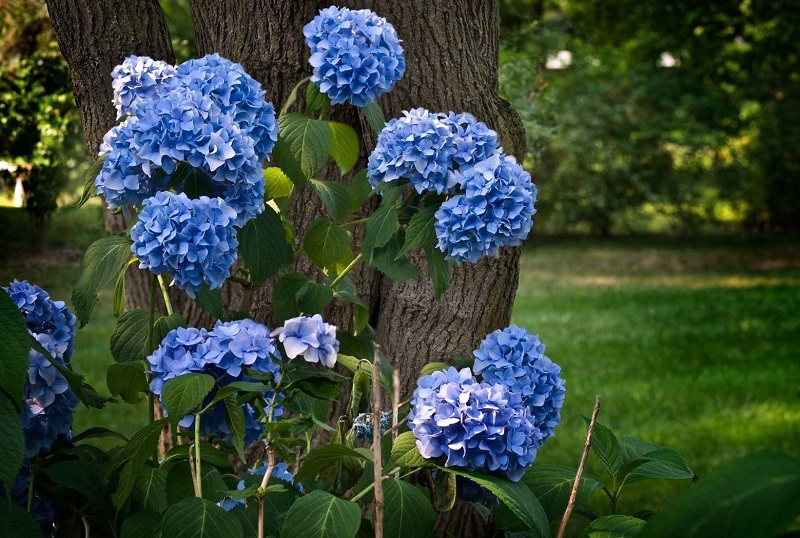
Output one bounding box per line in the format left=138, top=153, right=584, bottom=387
left=367, top=108, right=456, bottom=194
left=408, top=367, right=541, bottom=482
left=112, top=55, right=177, bottom=117
left=352, top=411, right=390, bottom=441
left=202, top=319, right=282, bottom=380
left=304, top=6, right=405, bottom=107
left=271, top=314, right=339, bottom=368
left=435, top=152, right=537, bottom=263
left=473, top=326, right=565, bottom=441
left=445, top=112, right=499, bottom=168
left=131, top=191, right=239, bottom=298
left=5, top=280, right=76, bottom=358
left=147, top=326, right=208, bottom=395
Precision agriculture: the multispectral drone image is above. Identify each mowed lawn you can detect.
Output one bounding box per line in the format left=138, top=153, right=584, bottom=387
left=2, top=205, right=799, bottom=515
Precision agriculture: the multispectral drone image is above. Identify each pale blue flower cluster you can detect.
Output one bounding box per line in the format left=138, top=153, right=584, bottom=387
left=271, top=314, right=339, bottom=368
left=473, top=326, right=565, bottom=441
left=352, top=411, right=391, bottom=441
left=131, top=191, right=239, bottom=297
left=367, top=109, right=500, bottom=194
left=4, top=281, right=78, bottom=458
left=303, top=6, right=405, bottom=107
left=97, top=53, right=278, bottom=226
left=435, top=152, right=536, bottom=263
left=408, top=367, right=540, bottom=482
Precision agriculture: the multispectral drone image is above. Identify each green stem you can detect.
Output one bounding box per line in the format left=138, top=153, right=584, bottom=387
left=330, top=252, right=364, bottom=289
left=610, top=492, right=618, bottom=515
left=146, top=275, right=157, bottom=355
left=156, top=274, right=173, bottom=316
left=350, top=468, right=401, bottom=503
left=280, top=76, right=311, bottom=117
left=342, top=217, right=368, bottom=228
left=194, top=413, right=203, bottom=498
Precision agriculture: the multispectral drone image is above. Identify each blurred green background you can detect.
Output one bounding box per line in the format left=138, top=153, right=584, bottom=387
left=1, top=0, right=798, bottom=518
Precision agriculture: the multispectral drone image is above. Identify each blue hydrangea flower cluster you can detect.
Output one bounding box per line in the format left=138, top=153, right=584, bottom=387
left=303, top=6, right=405, bottom=107
left=352, top=411, right=391, bottom=441
left=131, top=191, right=239, bottom=297
left=407, top=367, right=541, bottom=482
left=367, top=109, right=500, bottom=194
left=219, top=462, right=299, bottom=511
left=473, top=326, right=565, bottom=441
left=180, top=397, right=280, bottom=447
left=271, top=314, right=339, bottom=368
left=4, top=281, right=79, bottom=459
left=97, top=53, right=278, bottom=226
left=434, top=152, right=537, bottom=263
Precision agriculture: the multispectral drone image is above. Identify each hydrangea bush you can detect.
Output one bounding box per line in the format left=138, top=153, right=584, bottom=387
left=0, top=5, right=702, bottom=538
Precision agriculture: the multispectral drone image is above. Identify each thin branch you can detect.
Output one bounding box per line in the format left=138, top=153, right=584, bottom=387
left=187, top=443, right=200, bottom=497
left=557, top=395, right=602, bottom=538
left=372, top=343, right=384, bottom=538
left=257, top=443, right=276, bottom=538
left=392, top=369, right=400, bottom=479
left=81, top=514, right=91, bottom=538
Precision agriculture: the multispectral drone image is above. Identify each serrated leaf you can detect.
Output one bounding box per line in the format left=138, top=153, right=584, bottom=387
left=281, top=490, right=361, bottom=538
left=121, top=512, right=162, bottom=538
left=363, top=102, right=386, bottom=133
left=522, top=464, right=603, bottom=522
left=194, top=284, right=226, bottom=321
left=107, top=361, right=148, bottom=404
left=272, top=273, right=311, bottom=323
left=0, top=394, right=24, bottom=493
left=304, top=219, right=350, bottom=270
left=161, top=497, right=243, bottom=538
left=78, top=154, right=106, bottom=207
left=239, top=204, right=290, bottom=285
left=72, top=235, right=133, bottom=327
left=162, top=373, right=215, bottom=420
left=383, top=478, right=436, bottom=538
left=224, top=396, right=246, bottom=462
left=295, top=444, right=372, bottom=484
left=391, top=431, right=428, bottom=469
left=346, top=368, right=371, bottom=419
left=310, top=178, right=352, bottom=222
left=106, top=419, right=167, bottom=508
left=363, top=204, right=398, bottom=255
left=273, top=136, right=305, bottom=187
left=113, top=261, right=129, bottom=317
left=132, top=466, right=168, bottom=513
left=110, top=309, right=150, bottom=363
left=618, top=437, right=693, bottom=484
left=425, top=246, right=451, bottom=299
left=588, top=420, right=623, bottom=484
left=265, top=167, right=294, bottom=199
left=348, top=169, right=372, bottom=212
left=305, top=82, right=331, bottom=114
left=328, top=121, right=360, bottom=175
left=0, top=502, right=45, bottom=538
left=434, top=470, right=457, bottom=512
left=72, top=426, right=128, bottom=444
left=0, top=291, right=30, bottom=405
left=161, top=443, right=234, bottom=471
left=418, top=362, right=451, bottom=377
left=398, top=205, right=438, bottom=258
left=279, top=113, right=331, bottom=179
left=580, top=516, right=645, bottom=538
left=368, top=232, right=422, bottom=281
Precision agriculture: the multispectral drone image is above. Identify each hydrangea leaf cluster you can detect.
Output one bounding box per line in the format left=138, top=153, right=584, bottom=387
left=4, top=281, right=78, bottom=458
left=131, top=191, right=239, bottom=297
left=303, top=6, right=405, bottom=107
left=473, top=325, right=565, bottom=441
left=271, top=314, right=339, bottom=368
left=435, top=152, right=537, bottom=263
left=408, top=367, right=541, bottom=482
left=219, top=462, right=299, bottom=511
left=97, top=53, right=278, bottom=226
left=352, top=411, right=390, bottom=441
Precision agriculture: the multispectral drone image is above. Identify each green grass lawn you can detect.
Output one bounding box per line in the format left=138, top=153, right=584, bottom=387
left=2, top=205, right=799, bottom=517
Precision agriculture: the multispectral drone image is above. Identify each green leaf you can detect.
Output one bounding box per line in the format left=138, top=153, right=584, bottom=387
left=383, top=478, right=436, bottom=538
left=78, top=154, right=105, bottom=208
left=310, top=178, right=352, bottom=222
left=0, top=502, right=45, bottom=538
left=107, top=361, right=148, bottom=403
left=161, top=443, right=234, bottom=471
left=132, top=466, right=168, bottom=513
left=425, top=246, right=451, bottom=299
left=121, top=512, right=162, bottom=538
left=239, top=204, right=290, bottom=285
left=0, top=291, right=30, bottom=404
left=106, top=419, right=167, bottom=508
left=397, top=205, right=438, bottom=258
left=418, top=362, right=451, bottom=377
left=113, top=260, right=130, bottom=317
left=306, top=83, right=331, bottom=114
left=265, top=167, right=294, bottom=199
left=72, top=426, right=129, bottom=444
left=391, top=431, right=428, bottom=469
left=346, top=368, right=372, bottom=419
left=162, top=373, right=215, bottom=420
left=617, top=437, right=693, bottom=484
left=522, top=465, right=603, bottom=522
left=328, top=121, right=360, bottom=175
left=363, top=102, right=386, bottom=133
left=273, top=136, right=305, bottom=187
left=368, top=232, right=422, bottom=280
left=223, top=396, right=246, bottom=462
left=272, top=273, right=310, bottom=323
left=433, top=470, right=457, bottom=512
left=580, top=515, right=646, bottom=538
left=639, top=451, right=800, bottom=538
left=295, top=443, right=372, bottom=484
left=297, top=280, right=334, bottom=316
left=152, top=313, right=188, bottom=352
left=193, top=284, right=226, bottom=321
left=72, top=235, right=134, bottom=327
left=304, top=219, right=351, bottom=270
left=435, top=465, right=551, bottom=538
left=281, top=490, right=361, bottom=538
left=182, top=168, right=213, bottom=198
left=0, top=394, right=24, bottom=493
left=110, top=309, right=150, bottom=363
left=363, top=203, right=398, bottom=255
left=161, top=497, right=243, bottom=538
left=588, top=420, right=623, bottom=484
left=279, top=113, right=332, bottom=179
left=348, top=169, right=372, bottom=212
